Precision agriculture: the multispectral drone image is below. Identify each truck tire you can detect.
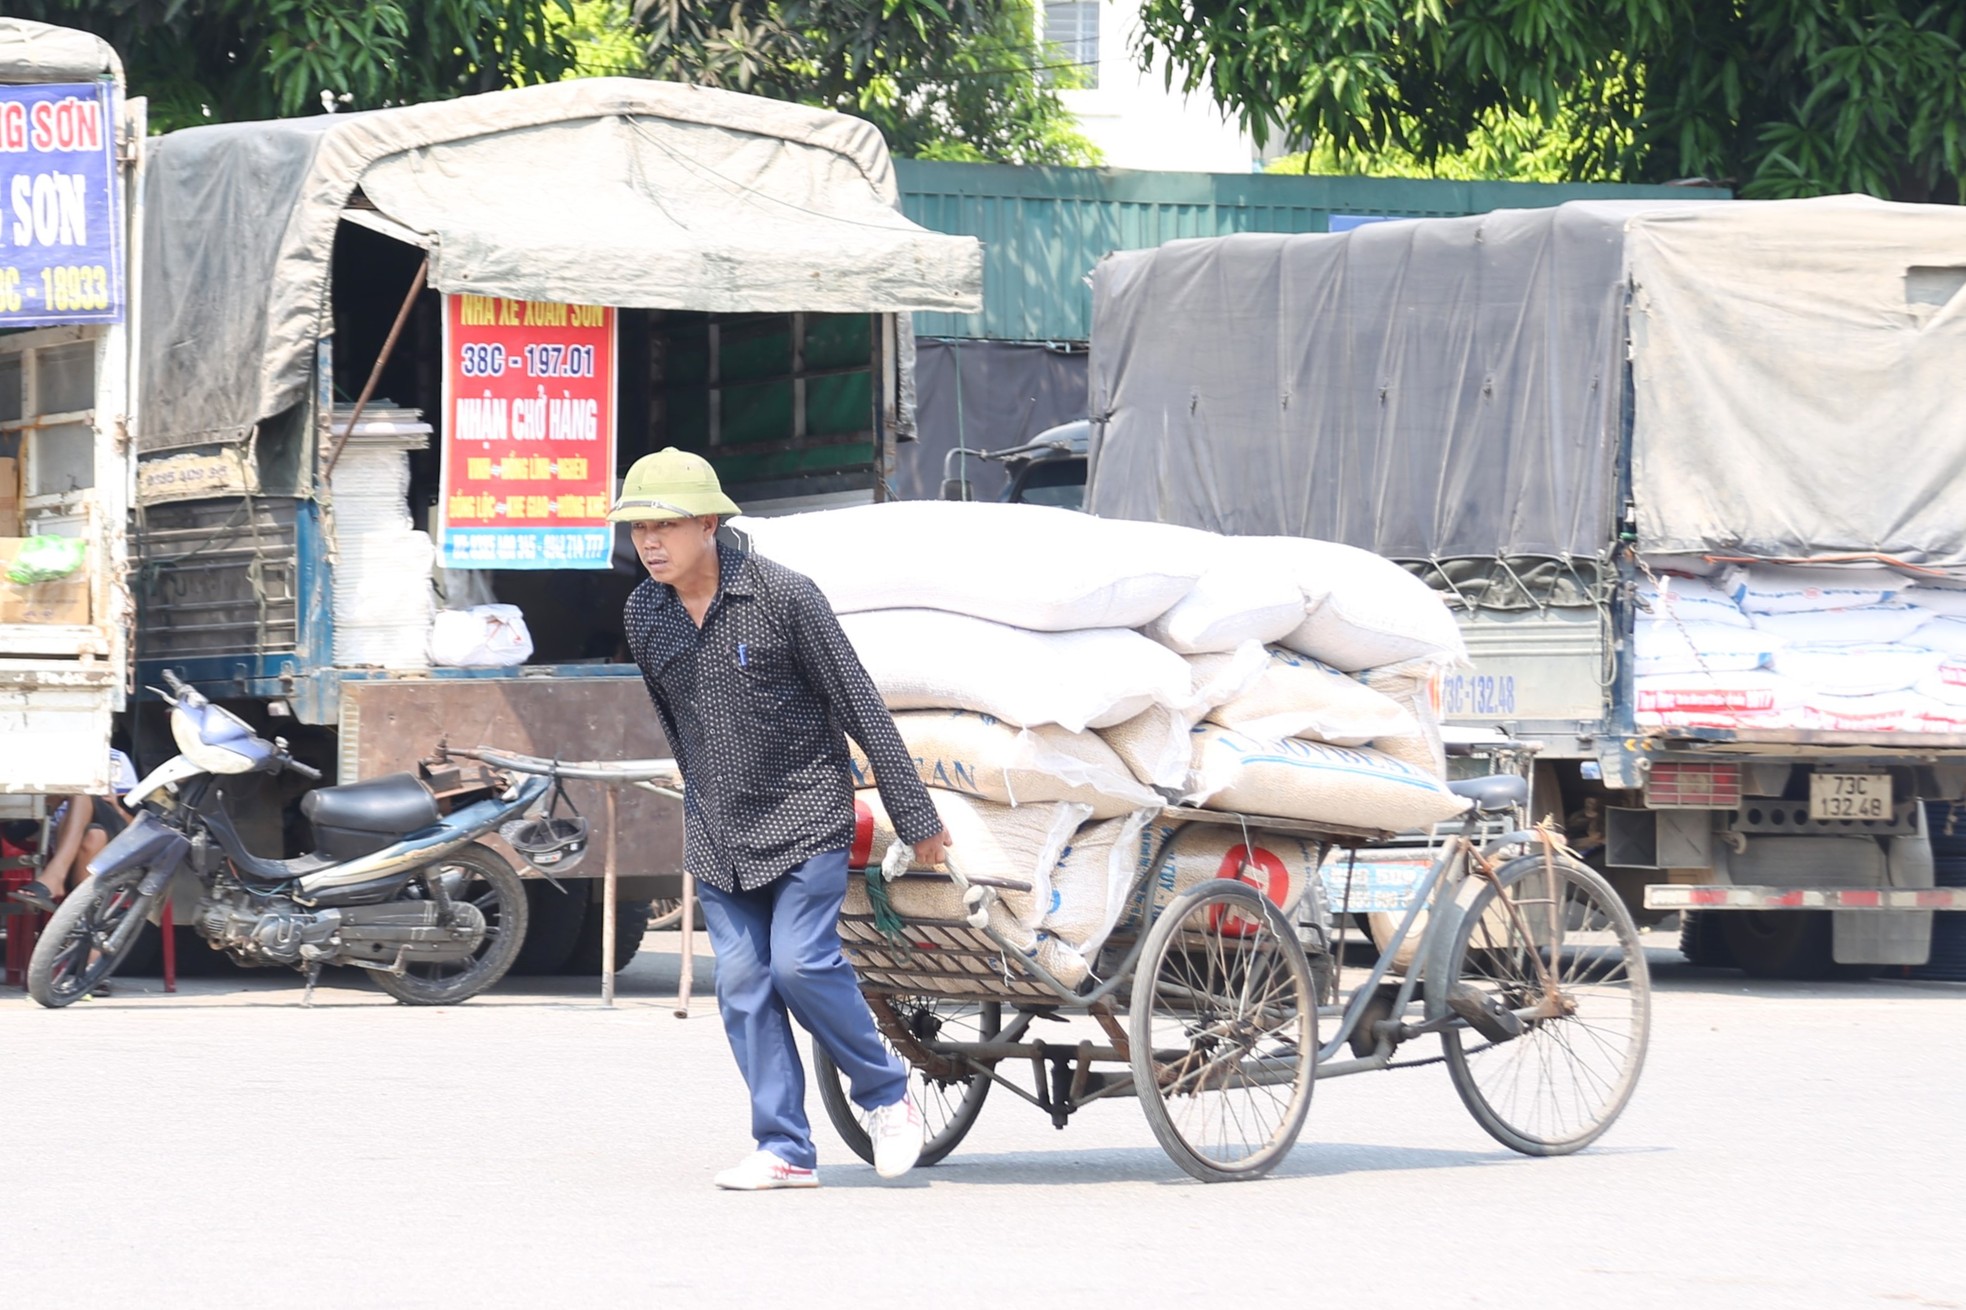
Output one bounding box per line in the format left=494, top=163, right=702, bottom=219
left=1678, top=911, right=1735, bottom=968
left=557, top=899, right=654, bottom=975
left=508, top=880, right=588, bottom=975
left=1722, top=911, right=1835, bottom=980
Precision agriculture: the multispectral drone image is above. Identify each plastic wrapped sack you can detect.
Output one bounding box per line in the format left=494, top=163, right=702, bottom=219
left=1097, top=703, right=1204, bottom=793
left=1113, top=820, right=1322, bottom=933
left=1632, top=620, right=1781, bottom=677
left=1634, top=672, right=1802, bottom=728
left=840, top=609, right=1192, bottom=731
left=1191, top=645, right=1417, bottom=746
left=1184, top=726, right=1467, bottom=832
left=845, top=710, right=1158, bottom=819
left=854, top=789, right=1090, bottom=931
left=735, top=501, right=1208, bottom=631
left=1722, top=564, right=1903, bottom=614
left=5, top=534, right=85, bottom=584
left=428, top=604, right=533, bottom=668
left=1039, top=810, right=1157, bottom=962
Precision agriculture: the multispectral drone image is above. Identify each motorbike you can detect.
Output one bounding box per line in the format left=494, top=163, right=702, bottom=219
left=26, top=671, right=548, bottom=1009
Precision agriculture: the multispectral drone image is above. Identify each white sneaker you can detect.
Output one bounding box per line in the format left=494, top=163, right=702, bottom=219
left=867, top=1094, right=924, bottom=1179
left=714, top=1150, right=819, bottom=1191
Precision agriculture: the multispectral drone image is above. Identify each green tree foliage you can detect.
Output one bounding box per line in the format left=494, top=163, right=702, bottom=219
left=1135, top=0, right=1966, bottom=200
left=629, top=0, right=1100, bottom=164
left=14, top=0, right=578, bottom=133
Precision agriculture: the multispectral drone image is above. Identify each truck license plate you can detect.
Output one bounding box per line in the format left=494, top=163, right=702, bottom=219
left=1810, top=772, right=1890, bottom=821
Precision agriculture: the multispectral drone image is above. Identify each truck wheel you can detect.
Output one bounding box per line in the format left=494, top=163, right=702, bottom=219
left=1722, top=911, right=1834, bottom=980
left=557, top=899, right=654, bottom=975
left=508, top=880, right=588, bottom=975
left=1678, top=911, right=1736, bottom=968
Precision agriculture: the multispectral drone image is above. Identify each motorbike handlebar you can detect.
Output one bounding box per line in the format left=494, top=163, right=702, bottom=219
left=281, top=755, right=323, bottom=782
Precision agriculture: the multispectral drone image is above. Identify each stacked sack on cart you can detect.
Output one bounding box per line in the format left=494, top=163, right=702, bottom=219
left=734, top=501, right=1470, bottom=986
left=1634, top=563, right=1966, bottom=732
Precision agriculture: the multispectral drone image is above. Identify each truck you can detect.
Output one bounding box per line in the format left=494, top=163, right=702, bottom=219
left=1082, top=197, right=1966, bottom=979
left=127, top=78, right=981, bottom=973
left=0, top=19, right=140, bottom=807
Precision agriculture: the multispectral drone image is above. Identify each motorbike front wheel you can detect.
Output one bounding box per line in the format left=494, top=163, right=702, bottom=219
left=26, top=869, right=155, bottom=1009
left=369, top=843, right=528, bottom=1006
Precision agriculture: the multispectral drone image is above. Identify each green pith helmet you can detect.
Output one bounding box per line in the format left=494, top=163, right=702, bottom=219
left=608, top=447, right=741, bottom=522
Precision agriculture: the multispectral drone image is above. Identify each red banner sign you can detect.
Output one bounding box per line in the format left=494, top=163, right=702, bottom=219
left=438, top=294, right=616, bottom=569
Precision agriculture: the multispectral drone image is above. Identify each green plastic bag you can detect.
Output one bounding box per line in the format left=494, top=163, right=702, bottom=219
left=6, top=535, right=87, bottom=585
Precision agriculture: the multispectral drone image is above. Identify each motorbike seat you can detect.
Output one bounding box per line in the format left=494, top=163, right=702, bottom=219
left=302, top=773, right=440, bottom=838
left=1447, top=774, right=1529, bottom=813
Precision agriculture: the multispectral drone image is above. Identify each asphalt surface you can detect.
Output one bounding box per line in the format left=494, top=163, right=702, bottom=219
left=3, top=926, right=1962, bottom=1309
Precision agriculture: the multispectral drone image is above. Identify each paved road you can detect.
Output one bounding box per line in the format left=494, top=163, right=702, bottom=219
left=3, top=928, right=1961, bottom=1309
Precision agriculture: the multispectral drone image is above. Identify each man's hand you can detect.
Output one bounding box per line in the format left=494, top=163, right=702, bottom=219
left=913, top=827, right=954, bottom=869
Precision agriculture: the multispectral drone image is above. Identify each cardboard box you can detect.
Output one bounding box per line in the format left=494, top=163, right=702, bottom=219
left=0, top=537, right=92, bottom=626
left=0, top=457, right=19, bottom=538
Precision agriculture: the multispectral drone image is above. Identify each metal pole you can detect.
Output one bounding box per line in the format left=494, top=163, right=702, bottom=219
left=323, top=255, right=427, bottom=479
left=674, top=872, right=696, bottom=1018
left=602, top=788, right=618, bottom=1008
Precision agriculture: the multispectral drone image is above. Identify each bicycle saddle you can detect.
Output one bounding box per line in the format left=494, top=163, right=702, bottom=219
left=1447, top=774, right=1529, bottom=812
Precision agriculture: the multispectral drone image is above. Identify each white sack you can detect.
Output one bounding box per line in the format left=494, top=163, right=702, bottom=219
left=1907, top=614, right=1966, bottom=656
left=1142, top=544, right=1305, bottom=654
left=1634, top=672, right=1802, bottom=727
left=1193, top=646, right=1418, bottom=746
left=1355, top=658, right=1448, bottom=777
left=1635, top=575, right=1752, bottom=628
left=839, top=609, right=1193, bottom=731
left=734, top=501, right=1209, bottom=631
left=1040, top=810, right=1158, bottom=961
left=1917, top=660, right=1966, bottom=707
left=855, top=789, right=1090, bottom=930
left=845, top=710, right=1158, bottom=818
left=1632, top=620, right=1780, bottom=677
left=1773, top=644, right=1936, bottom=696
left=1901, top=578, right=1966, bottom=617
left=1097, top=703, right=1204, bottom=793
left=1262, top=538, right=1466, bottom=671
left=1801, top=692, right=1921, bottom=734
left=1184, top=727, right=1467, bottom=832
left=1722, top=564, right=1903, bottom=614
left=1115, top=820, right=1322, bottom=932
left=428, top=603, right=533, bottom=668
left=1749, top=605, right=1932, bottom=646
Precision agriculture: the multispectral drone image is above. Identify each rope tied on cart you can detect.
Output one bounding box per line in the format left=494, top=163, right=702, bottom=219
left=864, top=841, right=914, bottom=941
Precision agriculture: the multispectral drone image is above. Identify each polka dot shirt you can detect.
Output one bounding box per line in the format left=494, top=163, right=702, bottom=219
left=625, top=543, right=944, bottom=893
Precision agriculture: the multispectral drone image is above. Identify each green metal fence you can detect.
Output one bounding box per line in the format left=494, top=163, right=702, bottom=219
left=895, top=160, right=1729, bottom=342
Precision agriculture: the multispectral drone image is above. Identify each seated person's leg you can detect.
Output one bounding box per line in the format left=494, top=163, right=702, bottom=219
left=10, top=796, right=92, bottom=910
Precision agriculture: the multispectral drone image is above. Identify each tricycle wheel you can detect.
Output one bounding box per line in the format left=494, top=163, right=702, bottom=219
left=814, top=997, right=998, bottom=1168
left=1437, top=851, right=1650, bottom=1156
left=1129, top=880, right=1316, bottom=1183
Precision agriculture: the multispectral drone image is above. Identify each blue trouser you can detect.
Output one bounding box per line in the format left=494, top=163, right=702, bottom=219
left=695, top=848, right=908, bottom=1169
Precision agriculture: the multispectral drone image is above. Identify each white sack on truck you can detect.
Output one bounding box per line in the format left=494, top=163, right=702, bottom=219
left=1903, top=578, right=1966, bottom=617
left=1749, top=605, right=1932, bottom=646
left=1907, top=616, right=1966, bottom=656
left=1113, top=821, right=1321, bottom=934
left=845, top=709, right=1158, bottom=818
left=1189, top=645, right=1418, bottom=746
left=1632, top=620, right=1782, bottom=677
left=1634, top=671, right=1802, bottom=728
left=734, top=501, right=1209, bottom=631
left=1636, top=575, right=1754, bottom=628
left=840, top=609, right=1193, bottom=731
left=1722, top=564, right=1903, bottom=614
left=1183, top=726, right=1467, bottom=832
left=854, top=789, right=1090, bottom=931
left=1772, top=644, right=1936, bottom=697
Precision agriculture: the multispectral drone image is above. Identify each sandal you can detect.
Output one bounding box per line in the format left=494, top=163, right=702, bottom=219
left=9, top=881, right=57, bottom=913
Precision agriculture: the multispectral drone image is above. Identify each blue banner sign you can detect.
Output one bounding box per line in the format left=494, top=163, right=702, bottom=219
left=0, top=81, right=124, bottom=327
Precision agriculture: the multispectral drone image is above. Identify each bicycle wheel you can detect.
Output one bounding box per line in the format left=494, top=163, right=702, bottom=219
left=1437, top=851, right=1650, bottom=1156
left=814, top=996, right=998, bottom=1168
left=26, top=869, right=153, bottom=1009
left=1130, top=880, right=1317, bottom=1183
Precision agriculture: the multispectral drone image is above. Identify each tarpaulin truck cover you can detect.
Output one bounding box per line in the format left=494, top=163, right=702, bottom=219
left=138, top=77, right=984, bottom=452
left=1086, top=196, right=1966, bottom=568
